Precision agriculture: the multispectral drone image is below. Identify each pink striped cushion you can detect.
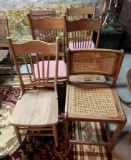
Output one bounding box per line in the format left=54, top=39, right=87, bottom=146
left=69, top=41, right=95, bottom=49
left=34, top=60, right=67, bottom=79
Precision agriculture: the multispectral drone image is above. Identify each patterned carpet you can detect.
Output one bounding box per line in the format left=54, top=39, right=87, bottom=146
left=0, top=83, right=112, bottom=160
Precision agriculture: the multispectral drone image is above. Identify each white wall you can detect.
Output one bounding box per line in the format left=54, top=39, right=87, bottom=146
left=0, top=0, right=104, bottom=8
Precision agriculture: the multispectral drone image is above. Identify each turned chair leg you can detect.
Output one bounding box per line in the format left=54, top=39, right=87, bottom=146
left=53, top=125, right=58, bottom=147
left=14, top=126, right=22, bottom=145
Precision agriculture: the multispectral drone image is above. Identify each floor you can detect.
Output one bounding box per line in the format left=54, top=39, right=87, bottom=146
left=112, top=53, right=131, bottom=160
left=0, top=52, right=131, bottom=159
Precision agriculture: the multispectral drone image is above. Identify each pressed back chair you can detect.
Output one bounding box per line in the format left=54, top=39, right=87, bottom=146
left=65, top=48, right=127, bottom=151
left=66, top=6, right=96, bottom=21
left=28, top=15, right=67, bottom=80
left=0, top=12, right=14, bottom=80
left=7, top=37, right=60, bottom=147
left=29, top=9, right=56, bottom=19
left=28, top=15, right=65, bottom=60
left=29, top=9, right=56, bottom=40
left=65, top=15, right=103, bottom=50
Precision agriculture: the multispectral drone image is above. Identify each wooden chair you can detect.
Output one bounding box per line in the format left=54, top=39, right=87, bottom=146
left=65, top=15, right=103, bottom=49
left=28, top=15, right=65, bottom=59
left=7, top=37, right=60, bottom=147
left=66, top=6, right=96, bottom=20
left=28, top=15, right=67, bottom=80
left=65, top=48, right=127, bottom=152
left=120, top=68, right=131, bottom=108
left=0, top=12, right=14, bottom=80
left=29, top=9, right=56, bottom=40
left=29, top=9, right=56, bottom=19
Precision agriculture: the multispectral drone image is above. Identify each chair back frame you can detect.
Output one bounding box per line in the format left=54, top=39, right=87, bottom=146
left=67, top=49, right=124, bottom=87
left=65, top=15, right=103, bottom=49
left=29, top=9, right=56, bottom=19
left=7, top=37, right=59, bottom=94
left=66, top=6, right=96, bottom=20
left=28, top=15, right=66, bottom=59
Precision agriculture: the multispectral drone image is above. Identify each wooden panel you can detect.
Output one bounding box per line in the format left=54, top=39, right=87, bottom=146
left=10, top=89, right=58, bottom=126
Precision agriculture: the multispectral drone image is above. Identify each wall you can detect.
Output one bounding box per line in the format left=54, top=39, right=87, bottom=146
left=0, top=0, right=104, bottom=9
left=0, top=0, right=105, bottom=19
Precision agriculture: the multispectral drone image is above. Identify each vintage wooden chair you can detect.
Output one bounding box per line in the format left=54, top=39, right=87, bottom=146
left=28, top=15, right=67, bottom=80
left=65, top=48, right=127, bottom=151
left=120, top=68, right=131, bottom=108
left=7, top=37, right=60, bottom=147
left=0, top=12, right=14, bottom=80
left=28, top=15, right=65, bottom=59
left=65, top=15, right=103, bottom=50
left=29, top=9, right=56, bottom=19
left=66, top=6, right=96, bottom=20
left=29, top=9, right=56, bottom=40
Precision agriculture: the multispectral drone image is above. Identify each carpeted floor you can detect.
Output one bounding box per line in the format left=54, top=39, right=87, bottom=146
left=0, top=53, right=131, bottom=159
left=0, top=86, right=112, bottom=160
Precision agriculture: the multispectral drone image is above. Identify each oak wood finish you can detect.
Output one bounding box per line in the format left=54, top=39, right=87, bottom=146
left=65, top=48, right=127, bottom=151
left=65, top=15, right=103, bottom=49
left=28, top=15, right=66, bottom=60
left=66, top=6, right=96, bottom=20
left=0, top=12, right=14, bottom=80
left=7, top=37, right=60, bottom=147
left=29, top=9, right=56, bottom=19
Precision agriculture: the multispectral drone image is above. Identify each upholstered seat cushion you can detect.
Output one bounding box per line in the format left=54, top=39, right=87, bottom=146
left=34, top=60, right=67, bottom=79
left=69, top=41, right=95, bottom=49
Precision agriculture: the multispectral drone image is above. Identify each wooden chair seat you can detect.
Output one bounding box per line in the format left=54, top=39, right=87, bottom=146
left=10, top=88, right=58, bottom=127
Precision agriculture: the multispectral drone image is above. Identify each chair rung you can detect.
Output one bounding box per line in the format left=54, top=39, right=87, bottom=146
left=69, top=140, right=110, bottom=146
left=21, top=133, right=53, bottom=136
left=19, top=128, right=52, bottom=131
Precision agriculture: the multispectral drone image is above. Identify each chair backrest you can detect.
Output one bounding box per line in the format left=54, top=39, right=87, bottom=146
left=28, top=15, right=65, bottom=58
left=0, top=13, right=9, bottom=48
left=29, top=9, right=56, bottom=19
left=7, top=37, right=59, bottom=92
left=65, top=16, right=103, bottom=49
left=67, top=48, right=124, bottom=87
left=66, top=6, right=96, bottom=20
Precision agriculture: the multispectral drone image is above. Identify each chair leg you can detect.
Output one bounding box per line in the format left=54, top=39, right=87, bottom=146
left=107, top=122, right=126, bottom=152
left=53, top=125, right=58, bottom=147
left=9, top=51, right=14, bottom=81
left=64, top=119, right=68, bottom=149
left=14, top=126, right=22, bottom=145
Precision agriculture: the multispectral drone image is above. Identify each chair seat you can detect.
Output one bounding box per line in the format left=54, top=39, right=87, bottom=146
left=10, top=88, right=58, bottom=127
left=69, top=41, right=95, bottom=49
left=67, top=83, right=125, bottom=121
left=69, top=74, right=106, bottom=83
left=34, top=60, right=67, bottom=79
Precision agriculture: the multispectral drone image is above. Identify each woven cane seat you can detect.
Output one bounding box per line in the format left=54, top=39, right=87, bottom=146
left=68, top=83, right=122, bottom=118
